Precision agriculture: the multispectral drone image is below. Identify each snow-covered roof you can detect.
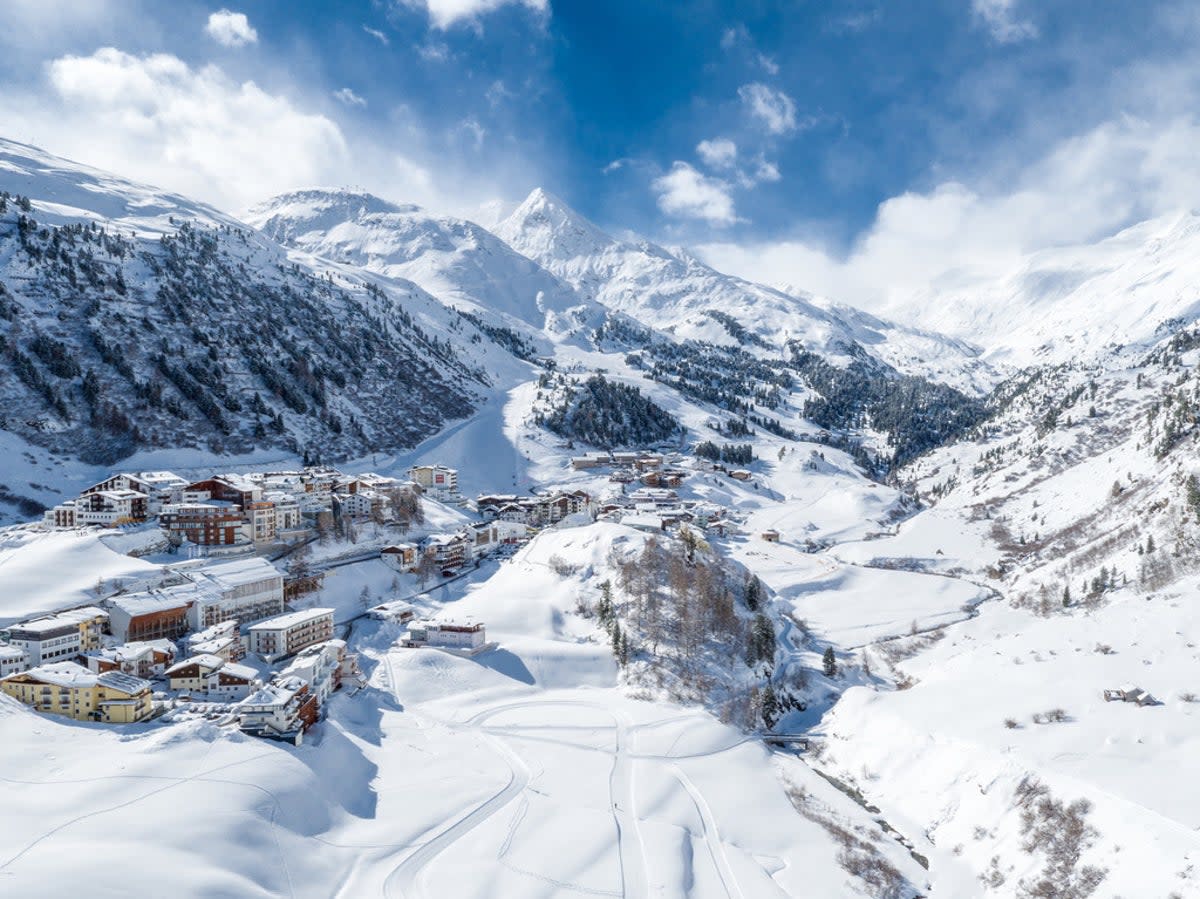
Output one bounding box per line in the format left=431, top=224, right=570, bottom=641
left=9, top=661, right=96, bottom=687
left=166, top=653, right=226, bottom=675
left=97, top=671, right=152, bottom=694
left=0, top=644, right=28, bottom=659
left=247, top=607, right=334, bottom=632
left=184, top=557, right=282, bottom=592
left=6, top=606, right=107, bottom=635
left=220, top=662, right=258, bottom=682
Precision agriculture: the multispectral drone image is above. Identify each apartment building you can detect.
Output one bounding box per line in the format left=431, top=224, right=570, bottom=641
left=247, top=608, right=335, bottom=662
left=0, top=662, right=153, bottom=723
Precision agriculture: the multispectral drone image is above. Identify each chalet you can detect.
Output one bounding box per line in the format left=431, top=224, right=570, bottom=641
left=368, top=601, right=416, bottom=623
left=160, top=501, right=243, bottom=547
left=403, top=620, right=487, bottom=652
left=380, top=543, right=419, bottom=572
left=182, top=475, right=262, bottom=511
left=84, top=640, right=176, bottom=679
left=761, top=530, right=781, bottom=543
left=334, top=489, right=385, bottom=520
left=185, top=620, right=244, bottom=662
left=423, top=533, right=470, bottom=570
left=1, top=607, right=108, bottom=665
left=236, top=676, right=319, bottom=742
left=278, top=639, right=358, bottom=706
left=166, top=654, right=260, bottom=700
left=0, top=663, right=153, bottom=723
left=635, top=455, right=664, bottom=471
left=248, top=607, right=335, bottom=662
left=73, top=489, right=148, bottom=526
left=729, top=469, right=753, bottom=482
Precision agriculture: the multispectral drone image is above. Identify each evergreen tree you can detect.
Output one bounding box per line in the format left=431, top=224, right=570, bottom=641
left=611, top=620, right=623, bottom=661
left=1062, top=584, right=1071, bottom=607
left=822, top=645, right=837, bottom=678
left=761, top=683, right=780, bottom=728
left=744, top=574, right=762, bottom=611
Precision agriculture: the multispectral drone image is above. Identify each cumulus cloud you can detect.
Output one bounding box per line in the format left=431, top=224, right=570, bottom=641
left=652, top=162, right=738, bottom=226
left=971, top=0, right=1037, bottom=43
left=738, top=83, right=799, bottom=135
left=399, top=0, right=548, bottom=30
left=696, top=138, right=738, bottom=169
left=696, top=114, right=1200, bottom=313
left=333, top=87, right=367, bottom=108
left=205, top=9, right=258, bottom=47
left=5, top=48, right=346, bottom=210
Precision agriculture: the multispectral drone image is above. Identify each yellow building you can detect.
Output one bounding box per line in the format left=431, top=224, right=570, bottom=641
left=0, top=662, right=153, bottom=723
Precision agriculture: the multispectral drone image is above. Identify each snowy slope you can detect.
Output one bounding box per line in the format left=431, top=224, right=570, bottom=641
left=246, top=188, right=601, bottom=341
left=0, top=138, right=529, bottom=469
left=496, top=188, right=998, bottom=393
left=888, top=210, right=1200, bottom=367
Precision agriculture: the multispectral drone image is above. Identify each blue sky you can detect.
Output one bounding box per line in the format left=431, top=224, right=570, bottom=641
left=1, top=0, right=1199, bottom=309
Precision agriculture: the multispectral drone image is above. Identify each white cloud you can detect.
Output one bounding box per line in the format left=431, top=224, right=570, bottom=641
left=696, top=114, right=1200, bottom=312
left=399, top=0, right=548, bottom=30
left=362, top=25, right=390, bottom=45
left=696, top=138, right=738, bottom=169
left=738, top=83, right=799, bottom=135
left=333, top=87, right=367, bottom=108
left=971, top=0, right=1037, bottom=43
left=5, top=48, right=346, bottom=210
left=205, top=9, right=258, bottom=47
left=652, top=162, right=738, bottom=227
left=757, top=53, right=780, bottom=75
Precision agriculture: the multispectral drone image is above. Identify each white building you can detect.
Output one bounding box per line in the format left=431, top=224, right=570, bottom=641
left=236, top=675, right=317, bottom=740
left=403, top=621, right=487, bottom=651
left=248, top=608, right=335, bottom=662
left=278, top=639, right=356, bottom=707
left=0, top=643, right=28, bottom=676
left=1, top=607, right=108, bottom=666
left=408, top=464, right=459, bottom=501
left=180, top=557, right=285, bottom=630
left=166, top=654, right=260, bottom=700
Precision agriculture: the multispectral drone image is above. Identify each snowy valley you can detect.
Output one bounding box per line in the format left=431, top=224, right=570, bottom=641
left=2, top=138, right=1199, bottom=899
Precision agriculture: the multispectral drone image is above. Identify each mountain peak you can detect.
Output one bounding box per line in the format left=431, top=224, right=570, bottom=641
left=496, top=187, right=615, bottom=262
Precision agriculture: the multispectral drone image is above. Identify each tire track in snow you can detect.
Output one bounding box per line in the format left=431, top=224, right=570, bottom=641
left=383, top=731, right=530, bottom=899
left=670, top=764, right=744, bottom=899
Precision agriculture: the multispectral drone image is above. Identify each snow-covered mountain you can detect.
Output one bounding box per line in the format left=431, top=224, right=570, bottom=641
left=496, top=188, right=998, bottom=393
left=246, top=188, right=600, bottom=343
left=887, top=210, right=1200, bottom=367
left=0, top=139, right=526, bottom=468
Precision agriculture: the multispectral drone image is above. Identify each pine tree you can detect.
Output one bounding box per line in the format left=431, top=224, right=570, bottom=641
left=611, top=620, right=623, bottom=660
left=1062, top=584, right=1071, bottom=607
left=744, top=574, right=762, bottom=611
left=1146, top=534, right=1156, bottom=553
left=822, top=645, right=837, bottom=678
left=761, top=683, right=780, bottom=728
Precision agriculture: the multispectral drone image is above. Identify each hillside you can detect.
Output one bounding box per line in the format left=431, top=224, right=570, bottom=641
left=0, top=140, right=526, bottom=472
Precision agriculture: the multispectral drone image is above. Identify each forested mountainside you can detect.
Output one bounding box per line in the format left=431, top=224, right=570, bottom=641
left=0, top=192, right=515, bottom=466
